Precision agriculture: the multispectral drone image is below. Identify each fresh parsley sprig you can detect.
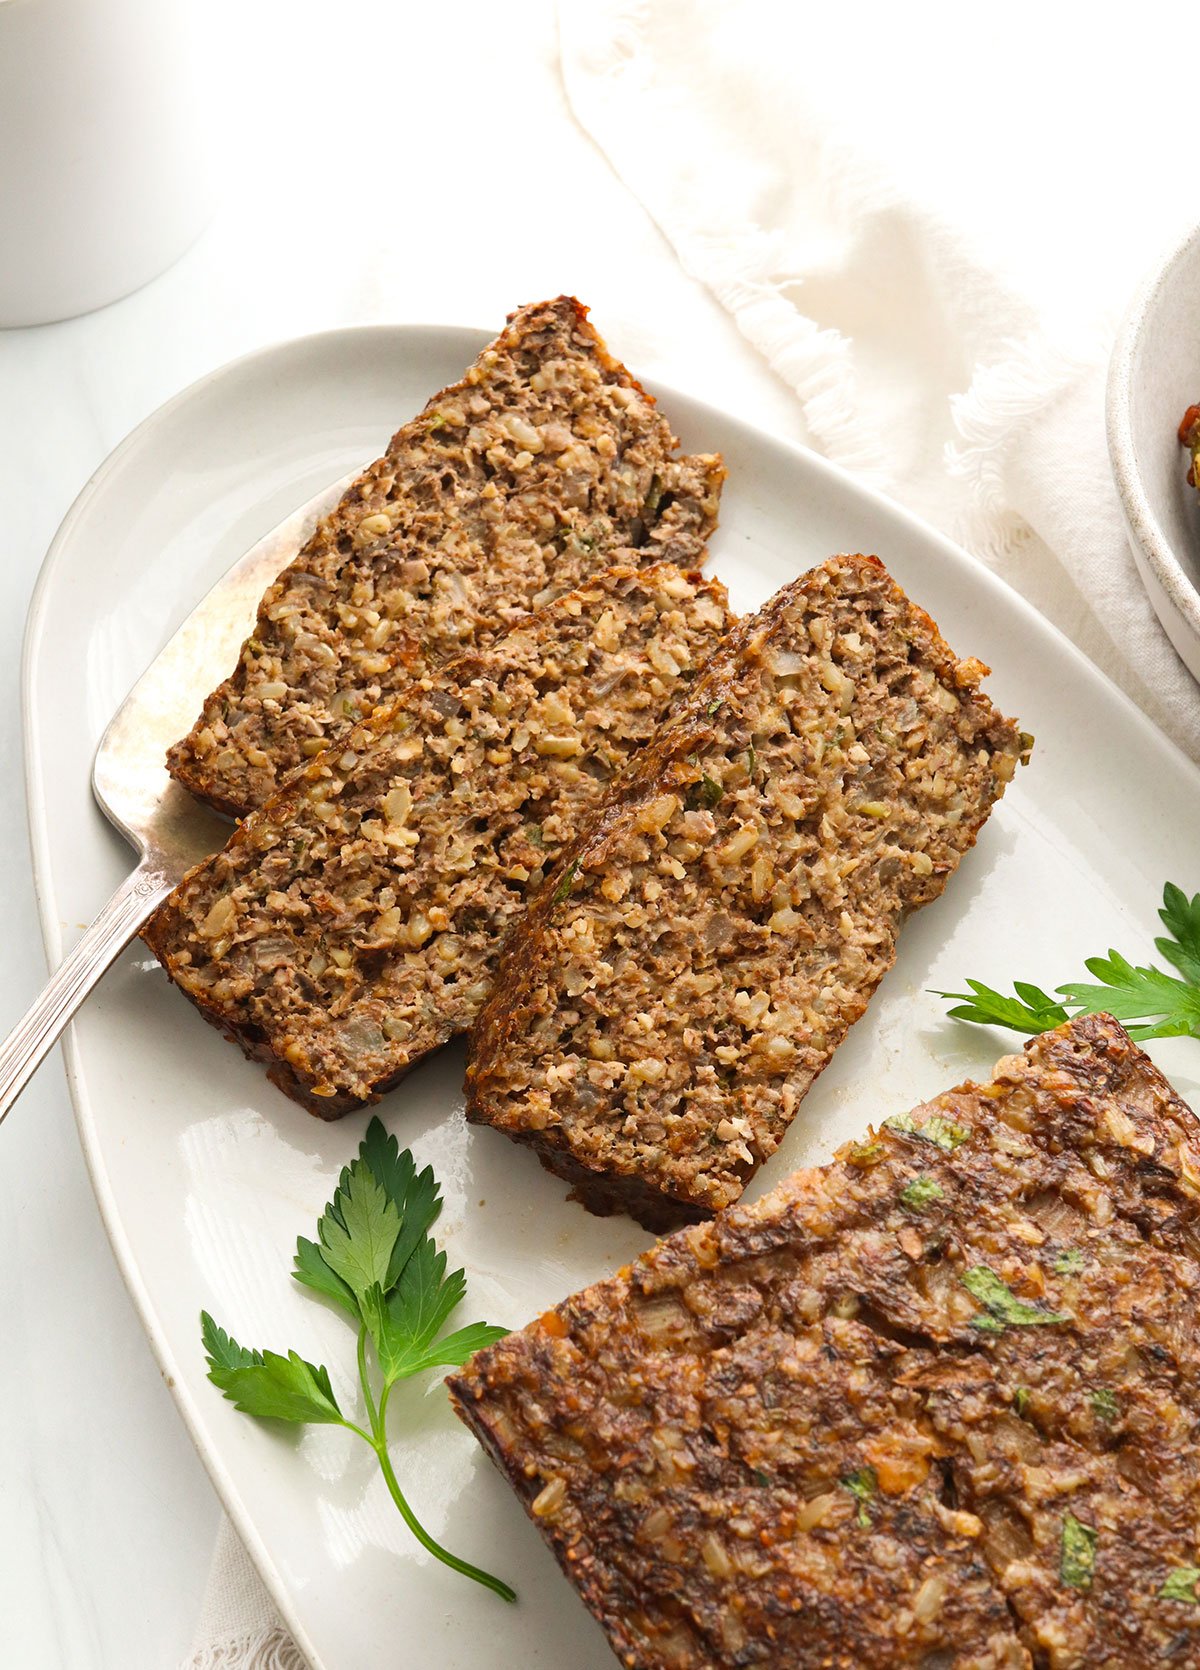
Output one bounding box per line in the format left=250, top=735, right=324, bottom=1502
left=201, top=1117, right=514, bottom=1602
left=936, top=882, right=1200, bottom=1042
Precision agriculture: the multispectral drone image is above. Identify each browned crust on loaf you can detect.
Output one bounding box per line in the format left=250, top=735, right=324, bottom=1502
left=531, top=1140, right=712, bottom=1232
left=144, top=563, right=733, bottom=1115
left=168, top=296, right=725, bottom=817
left=450, top=1015, right=1200, bottom=1669
left=466, top=552, right=1026, bottom=1228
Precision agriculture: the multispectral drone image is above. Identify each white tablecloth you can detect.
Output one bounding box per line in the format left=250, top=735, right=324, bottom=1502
left=0, top=2, right=1195, bottom=1666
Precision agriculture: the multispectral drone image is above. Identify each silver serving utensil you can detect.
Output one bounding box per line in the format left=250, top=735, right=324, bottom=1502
left=0, top=471, right=357, bottom=1124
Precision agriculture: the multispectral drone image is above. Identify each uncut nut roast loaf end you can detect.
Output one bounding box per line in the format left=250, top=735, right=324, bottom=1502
left=144, top=563, right=734, bottom=1116
left=450, top=1015, right=1200, bottom=1670
left=465, top=553, right=1028, bottom=1230
left=168, top=296, right=726, bottom=818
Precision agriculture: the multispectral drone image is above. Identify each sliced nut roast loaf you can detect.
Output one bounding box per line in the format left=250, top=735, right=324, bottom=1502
left=451, top=1015, right=1200, bottom=1670
left=144, top=564, right=733, bottom=1115
left=466, top=553, right=1027, bottom=1228
left=169, top=296, right=725, bottom=817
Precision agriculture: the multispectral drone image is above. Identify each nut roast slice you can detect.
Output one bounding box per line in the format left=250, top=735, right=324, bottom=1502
left=466, top=553, right=1027, bottom=1228
left=144, top=564, right=733, bottom=1114
left=451, top=1015, right=1200, bottom=1670
left=168, top=296, right=725, bottom=817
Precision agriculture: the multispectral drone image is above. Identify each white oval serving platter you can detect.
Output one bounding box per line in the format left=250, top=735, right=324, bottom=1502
left=24, top=323, right=1200, bottom=1670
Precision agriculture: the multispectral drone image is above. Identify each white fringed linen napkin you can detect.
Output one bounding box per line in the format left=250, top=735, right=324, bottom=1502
left=182, top=1520, right=305, bottom=1670
left=559, top=0, right=1200, bottom=760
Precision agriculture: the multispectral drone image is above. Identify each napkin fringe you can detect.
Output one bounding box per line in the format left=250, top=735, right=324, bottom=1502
left=691, top=251, right=887, bottom=483
left=947, top=329, right=1102, bottom=561
left=186, top=1627, right=308, bottom=1670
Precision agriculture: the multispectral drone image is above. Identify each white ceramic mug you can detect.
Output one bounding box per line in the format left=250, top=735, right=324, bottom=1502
left=0, top=0, right=214, bottom=327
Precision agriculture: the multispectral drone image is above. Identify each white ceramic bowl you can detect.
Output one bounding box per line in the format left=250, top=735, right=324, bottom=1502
left=1107, top=220, right=1200, bottom=682
left=0, top=0, right=213, bottom=326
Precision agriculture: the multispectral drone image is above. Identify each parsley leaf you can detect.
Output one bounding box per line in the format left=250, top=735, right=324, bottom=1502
left=293, top=1235, right=360, bottom=1320
left=552, top=859, right=579, bottom=905
left=1159, top=1567, right=1200, bottom=1604
left=961, top=1265, right=1069, bottom=1331
left=363, top=1239, right=508, bottom=1382
left=937, top=883, right=1200, bottom=1042
left=388, top=1239, right=466, bottom=1362
left=685, top=772, right=724, bottom=810
left=933, top=978, right=1069, bottom=1035
left=201, top=1313, right=343, bottom=1425
left=884, top=1111, right=917, bottom=1135
left=1059, top=950, right=1200, bottom=1040
left=315, top=1159, right=401, bottom=1306
left=1157, top=883, right=1200, bottom=985
left=1060, top=1514, right=1097, bottom=1591
left=921, top=1115, right=971, bottom=1152
left=359, top=1119, right=441, bottom=1288
left=884, top=1111, right=971, bottom=1151
left=1090, top=1387, right=1119, bottom=1422
left=900, top=1175, right=944, bottom=1210
left=202, top=1117, right=514, bottom=1602
left=841, top=1465, right=876, bottom=1527
left=1053, top=1248, right=1085, bottom=1275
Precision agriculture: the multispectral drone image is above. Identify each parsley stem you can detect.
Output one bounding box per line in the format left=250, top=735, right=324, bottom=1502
left=341, top=1418, right=376, bottom=1446
left=356, top=1322, right=378, bottom=1434
left=372, top=1378, right=517, bottom=1603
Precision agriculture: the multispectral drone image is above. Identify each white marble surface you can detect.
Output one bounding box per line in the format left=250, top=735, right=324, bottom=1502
left=0, top=4, right=800, bottom=1664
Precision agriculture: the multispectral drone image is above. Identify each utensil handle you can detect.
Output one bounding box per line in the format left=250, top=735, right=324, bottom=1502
left=0, top=864, right=172, bottom=1125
